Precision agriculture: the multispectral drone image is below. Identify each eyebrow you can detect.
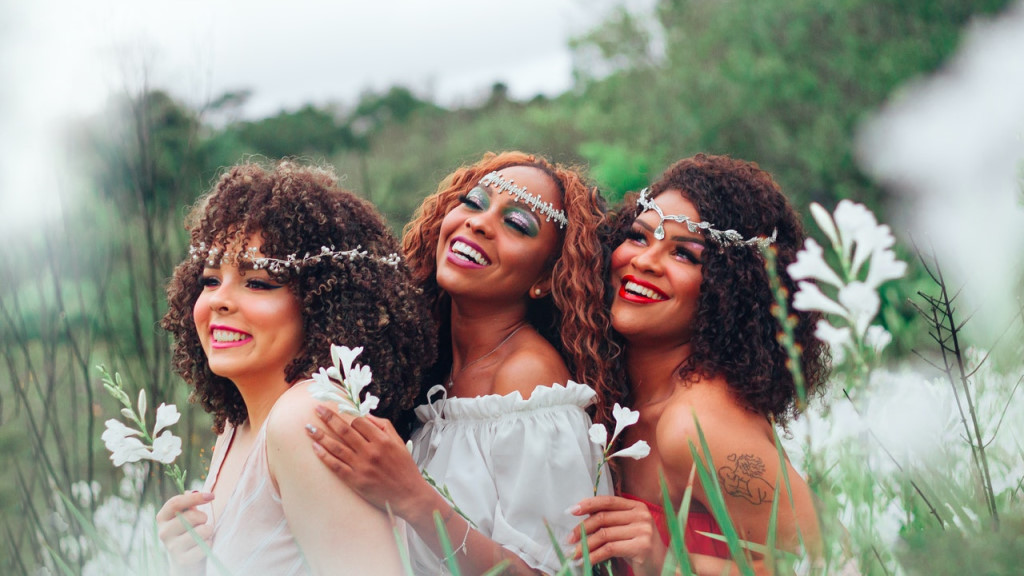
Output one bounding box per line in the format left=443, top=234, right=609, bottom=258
left=635, top=220, right=707, bottom=246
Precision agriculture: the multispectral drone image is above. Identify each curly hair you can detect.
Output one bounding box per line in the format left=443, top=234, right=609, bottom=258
left=162, top=161, right=437, bottom=436
left=402, top=151, right=625, bottom=426
left=606, top=154, right=829, bottom=425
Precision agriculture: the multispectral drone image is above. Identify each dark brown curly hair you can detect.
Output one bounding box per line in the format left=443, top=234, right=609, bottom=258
left=402, top=151, right=625, bottom=426
left=162, top=161, right=437, bottom=436
left=606, top=154, right=829, bottom=425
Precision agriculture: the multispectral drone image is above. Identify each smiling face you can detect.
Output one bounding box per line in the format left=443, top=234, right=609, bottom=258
left=610, top=190, right=705, bottom=346
left=435, top=165, right=565, bottom=303
left=192, top=234, right=304, bottom=386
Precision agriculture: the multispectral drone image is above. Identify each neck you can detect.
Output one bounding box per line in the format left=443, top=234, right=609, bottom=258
left=448, top=298, right=529, bottom=373
left=624, top=339, right=693, bottom=408
left=232, top=376, right=291, bottom=432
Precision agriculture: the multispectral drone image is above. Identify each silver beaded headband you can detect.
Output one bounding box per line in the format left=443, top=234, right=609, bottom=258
left=636, top=188, right=777, bottom=248
left=190, top=243, right=402, bottom=273
left=479, top=171, right=569, bottom=229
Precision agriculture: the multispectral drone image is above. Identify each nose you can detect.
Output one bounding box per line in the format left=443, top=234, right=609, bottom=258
left=465, top=210, right=496, bottom=239
left=206, top=283, right=235, bottom=313
left=631, top=244, right=664, bottom=276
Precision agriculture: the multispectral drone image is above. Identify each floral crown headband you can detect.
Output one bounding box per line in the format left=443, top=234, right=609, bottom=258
left=636, top=188, right=777, bottom=248
left=479, top=171, right=569, bottom=229
left=189, top=243, right=402, bottom=274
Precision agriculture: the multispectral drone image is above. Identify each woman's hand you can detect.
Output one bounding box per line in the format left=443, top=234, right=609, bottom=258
left=156, top=491, right=215, bottom=571
left=306, top=406, right=433, bottom=521
left=568, top=495, right=666, bottom=576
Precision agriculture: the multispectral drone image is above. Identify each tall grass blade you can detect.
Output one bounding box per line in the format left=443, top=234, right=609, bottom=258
left=432, top=510, right=462, bottom=576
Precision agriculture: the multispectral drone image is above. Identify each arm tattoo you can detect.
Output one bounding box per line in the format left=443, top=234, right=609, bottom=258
left=718, top=453, right=774, bottom=505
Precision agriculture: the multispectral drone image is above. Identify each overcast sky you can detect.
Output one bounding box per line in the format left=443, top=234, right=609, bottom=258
left=1, top=0, right=656, bottom=234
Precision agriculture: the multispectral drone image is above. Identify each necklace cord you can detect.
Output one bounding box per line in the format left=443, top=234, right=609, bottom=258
left=448, top=321, right=529, bottom=387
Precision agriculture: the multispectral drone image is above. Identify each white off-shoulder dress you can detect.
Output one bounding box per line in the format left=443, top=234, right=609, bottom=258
left=407, top=381, right=611, bottom=575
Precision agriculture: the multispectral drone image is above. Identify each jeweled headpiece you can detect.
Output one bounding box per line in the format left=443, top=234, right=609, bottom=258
left=190, top=243, right=402, bottom=273
left=479, top=171, right=568, bottom=229
left=636, top=188, right=777, bottom=248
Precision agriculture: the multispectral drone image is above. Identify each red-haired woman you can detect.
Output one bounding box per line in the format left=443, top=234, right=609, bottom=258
left=307, top=152, right=623, bottom=574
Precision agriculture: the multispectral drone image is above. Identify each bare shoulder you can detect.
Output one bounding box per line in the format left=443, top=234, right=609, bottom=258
left=266, top=381, right=352, bottom=463
left=492, top=336, right=571, bottom=399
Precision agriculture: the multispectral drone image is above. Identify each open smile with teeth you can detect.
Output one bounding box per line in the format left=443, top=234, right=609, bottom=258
left=624, top=280, right=667, bottom=301
left=451, top=240, right=490, bottom=266
left=213, top=328, right=251, bottom=342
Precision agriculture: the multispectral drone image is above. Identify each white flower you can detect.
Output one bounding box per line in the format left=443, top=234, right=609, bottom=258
left=814, top=319, right=852, bottom=364
left=863, top=247, right=908, bottom=289
left=792, top=281, right=847, bottom=317
left=850, top=221, right=896, bottom=278
left=588, top=423, right=608, bottom=448
left=310, top=368, right=346, bottom=404
left=345, top=364, right=373, bottom=398
left=864, top=325, right=893, bottom=355
left=150, top=431, right=183, bottom=464
left=331, top=344, right=363, bottom=378
left=152, top=403, right=180, bottom=437
left=833, top=200, right=878, bottom=264
left=610, top=440, right=651, bottom=460
left=359, top=394, right=380, bottom=417
left=837, top=281, right=881, bottom=338
left=788, top=238, right=844, bottom=288
left=101, top=420, right=151, bottom=466
left=809, top=202, right=840, bottom=253
left=611, top=403, right=640, bottom=444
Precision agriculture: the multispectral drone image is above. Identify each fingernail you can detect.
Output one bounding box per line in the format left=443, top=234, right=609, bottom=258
left=314, top=405, right=327, bottom=417
left=305, top=424, right=317, bottom=435
left=201, top=492, right=215, bottom=501
left=566, top=504, right=581, bottom=515
left=312, top=441, right=323, bottom=454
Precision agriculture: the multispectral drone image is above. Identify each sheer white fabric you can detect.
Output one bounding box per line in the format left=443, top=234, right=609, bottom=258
left=408, top=381, right=611, bottom=575
left=199, top=420, right=308, bottom=576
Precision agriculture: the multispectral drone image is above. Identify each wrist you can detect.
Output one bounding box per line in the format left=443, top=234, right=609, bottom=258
left=403, top=480, right=451, bottom=530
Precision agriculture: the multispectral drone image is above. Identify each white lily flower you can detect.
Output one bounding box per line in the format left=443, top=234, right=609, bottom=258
left=833, top=200, right=878, bottom=263
left=331, top=345, right=363, bottom=378
left=864, top=325, right=893, bottom=355
left=359, top=394, right=380, bottom=417
left=864, top=247, right=908, bottom=289
left=309, top=368, right=346, bottom=404
left=610, top=403, right=639, bottom=444
left=152, top=403, right=181, bottom=437
left=809, top=202, right=840, bottom=253
left=588, top=423, right=608, bottom=448
left=137, top=389, right=147, bottom=428
left=102, top=420, right=151, bottom=466
left=150, top=431, right=183, bottom=464
left=792, top=281, right=847, bottom=317
left=788, top=238, right=844, bottom=288
left=851, top=224, right=896, bottom=279
left=814, top=319, right=851, bottom=364
left=610, top=440, right=651, bottom=460
left=838, top=282, right=881, bottom=338
left=345, top=364, right=373, bottom=398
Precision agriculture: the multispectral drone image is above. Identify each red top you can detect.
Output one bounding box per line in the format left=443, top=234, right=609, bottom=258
left=621, top=492, right=730, bottom=567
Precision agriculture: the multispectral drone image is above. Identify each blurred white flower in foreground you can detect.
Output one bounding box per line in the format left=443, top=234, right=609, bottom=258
left=310, top=344, right=380, bottom=417
left=589, top=403, right=650, bottom=494
left=857, top=2, right=1024, bottom=341
left=788, top=200, right=906, bottom=369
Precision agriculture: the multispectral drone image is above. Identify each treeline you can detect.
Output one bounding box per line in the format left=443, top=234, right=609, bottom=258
left=1, top=0, right=1012, bottom=572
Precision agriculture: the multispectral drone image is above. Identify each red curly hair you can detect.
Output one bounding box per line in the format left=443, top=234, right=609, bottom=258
left=402, top=151, right=624, bottom=425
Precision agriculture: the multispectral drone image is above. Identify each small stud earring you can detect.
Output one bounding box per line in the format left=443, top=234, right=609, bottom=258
left=534, top=288, right=542, bottom=296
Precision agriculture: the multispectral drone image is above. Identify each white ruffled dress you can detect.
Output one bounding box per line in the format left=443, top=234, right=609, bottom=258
left=407, top=381, right=611, bottom=575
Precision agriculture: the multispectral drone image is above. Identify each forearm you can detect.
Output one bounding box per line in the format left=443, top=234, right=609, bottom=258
left=406, top=499, right=543, bottom=576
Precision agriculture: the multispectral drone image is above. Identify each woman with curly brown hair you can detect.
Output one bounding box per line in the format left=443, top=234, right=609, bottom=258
left=568, top=154, right=828, bottom=575
left=306, top=151, right=623, bottom=575
left=154, top=161, right=436, bottom=576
